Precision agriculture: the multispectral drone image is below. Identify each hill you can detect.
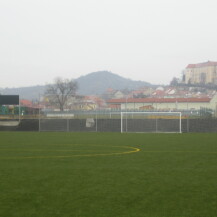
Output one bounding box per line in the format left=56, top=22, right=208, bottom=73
left=0, top=71, right=152, bottom=100
left=0, top=85, right=45, bottom=101
left=76, top=71, right=151, bottom=95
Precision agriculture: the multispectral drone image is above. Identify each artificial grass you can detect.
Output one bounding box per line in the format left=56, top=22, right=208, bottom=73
left=0, top=132, right=217, bottom=217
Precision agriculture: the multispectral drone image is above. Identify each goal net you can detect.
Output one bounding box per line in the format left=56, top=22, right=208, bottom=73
left=121, top=112, right=182, bottom=133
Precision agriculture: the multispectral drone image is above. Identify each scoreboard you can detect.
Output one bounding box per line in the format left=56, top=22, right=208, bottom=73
left=0, top=95, right=19, bottom=105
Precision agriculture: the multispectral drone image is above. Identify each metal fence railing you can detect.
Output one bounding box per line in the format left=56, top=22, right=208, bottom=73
left=0, top=108, right=217, bottom=133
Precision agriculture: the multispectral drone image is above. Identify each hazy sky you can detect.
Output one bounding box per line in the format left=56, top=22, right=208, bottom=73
left=0, top=0, right=216, bottom=88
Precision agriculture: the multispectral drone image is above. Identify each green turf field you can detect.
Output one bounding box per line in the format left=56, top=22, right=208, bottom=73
left=0, top=132, right=217, bottom=217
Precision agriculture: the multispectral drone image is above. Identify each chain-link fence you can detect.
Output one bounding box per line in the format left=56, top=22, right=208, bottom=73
left=37, top=109, right=217, bottom=133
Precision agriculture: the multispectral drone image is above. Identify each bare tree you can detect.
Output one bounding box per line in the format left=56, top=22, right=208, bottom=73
left=45, top=77, right=78, bottom=111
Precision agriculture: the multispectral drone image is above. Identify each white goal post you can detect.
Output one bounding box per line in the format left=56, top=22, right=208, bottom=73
left=121, top=112, right=182, bottom=133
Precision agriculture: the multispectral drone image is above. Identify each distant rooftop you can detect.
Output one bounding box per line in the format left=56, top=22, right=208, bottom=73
left=107, top=97, right=211, bottom=104
left=186, top=61, right=217, bottom=68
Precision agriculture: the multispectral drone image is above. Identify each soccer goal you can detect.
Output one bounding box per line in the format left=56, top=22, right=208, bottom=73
left=121, top=112, right=182, bottom=133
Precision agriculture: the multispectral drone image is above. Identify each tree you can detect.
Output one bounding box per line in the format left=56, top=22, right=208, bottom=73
left=45, top=77, right=78, bottom=111
left=170, top=77, right=179, bottom=86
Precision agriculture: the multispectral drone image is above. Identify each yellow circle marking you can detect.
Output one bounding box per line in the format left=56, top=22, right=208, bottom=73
left=0, top=145, right=140, bottom=160
left=141, top=150, right=217, bottom=154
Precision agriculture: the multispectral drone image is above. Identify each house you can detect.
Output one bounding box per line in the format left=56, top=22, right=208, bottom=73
left=130, top=87, right=154, bottom=98
left=20, top=99, right=39, bottom=115
left=113, top=90, right=124, bottom=99
left=71, top=96, right=106, bottom=110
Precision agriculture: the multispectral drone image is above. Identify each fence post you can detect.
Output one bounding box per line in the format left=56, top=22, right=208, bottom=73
left=156, top=118, right=158, bottom=133
left=187, top=117, right=189, bottom=133
left=38, top=94, right=41, bottom=132
left=96, top=112, right=98, bottom=132
left=121, top=112, right=123, bottom=133
left=67, top=118, right=69, bottom=132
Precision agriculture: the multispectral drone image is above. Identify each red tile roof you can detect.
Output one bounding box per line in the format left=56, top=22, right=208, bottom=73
left=152, top=90, right=165, bottom=96
left=186, top=61, right=217, bottom=68
left=20, top=99, right=33, bottom=107
left=20, top=99, right=42, bottom=108
left=107, top=97, right=211, bottom=104
left=106, top=88, right=114, bottom=93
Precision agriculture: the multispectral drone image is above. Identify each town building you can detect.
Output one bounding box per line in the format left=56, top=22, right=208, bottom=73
left=107, top=94, right=217, bottom=115
left=184, top=61, right=217, bottom=85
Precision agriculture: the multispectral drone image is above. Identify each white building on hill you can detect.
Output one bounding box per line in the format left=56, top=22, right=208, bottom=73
left=184, top=61, right=217, bottom=84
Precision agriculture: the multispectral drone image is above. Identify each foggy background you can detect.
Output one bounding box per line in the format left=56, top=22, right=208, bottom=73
left=0, top=0, right=216, bottom=88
